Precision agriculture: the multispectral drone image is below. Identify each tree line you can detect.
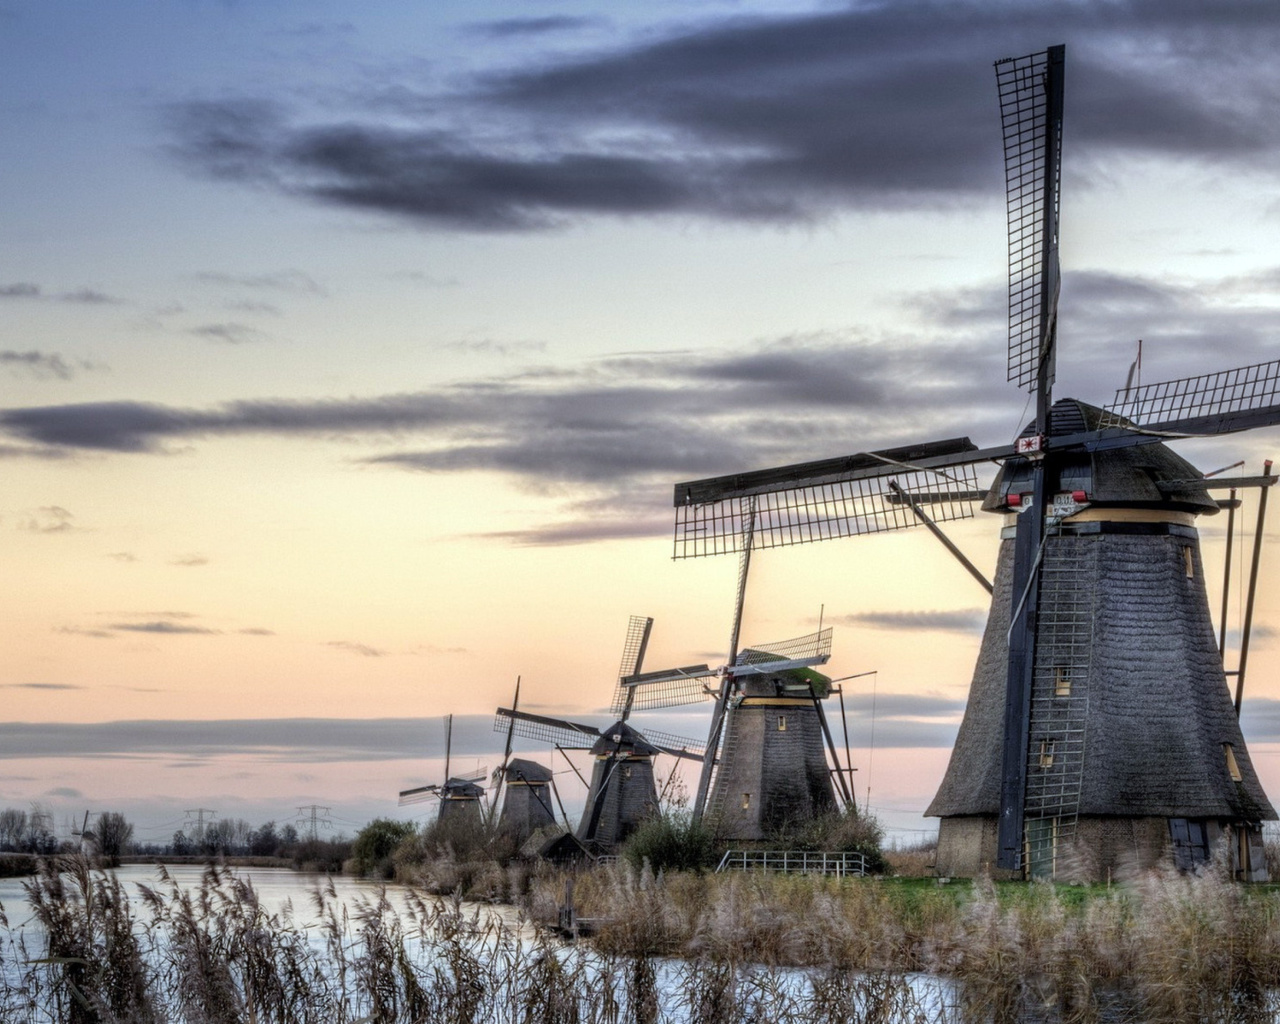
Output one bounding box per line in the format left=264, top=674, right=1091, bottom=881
left=0, top=807, right=352, bottom=869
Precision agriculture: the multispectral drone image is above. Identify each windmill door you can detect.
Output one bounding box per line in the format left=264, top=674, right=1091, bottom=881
left=1168, top=818, right=1211, bottom=872
left=1025, top=816, right=1059, bottom=880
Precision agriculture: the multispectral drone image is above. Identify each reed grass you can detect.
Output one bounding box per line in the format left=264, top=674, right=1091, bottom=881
left=6, top=854, right=1280, bottom=1021
left=531, top=860, right=1280, bottom=1022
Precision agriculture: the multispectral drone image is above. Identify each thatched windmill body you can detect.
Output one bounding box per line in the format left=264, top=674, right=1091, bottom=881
left=668, top=45, right=1280, bottom=880
left=496, top=757, right=558, bottom=841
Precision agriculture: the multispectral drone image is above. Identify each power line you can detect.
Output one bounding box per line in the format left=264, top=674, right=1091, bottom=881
left=295, top=805, right=332, bottom=841
left=182, top=808, right=217, bottom=843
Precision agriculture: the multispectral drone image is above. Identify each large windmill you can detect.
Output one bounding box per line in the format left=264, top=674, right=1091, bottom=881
left=669, top=45, right=1280, bottom=880
left=399, top=714, right=488, bottom=824
left=494, top=616, right=705, bottom=853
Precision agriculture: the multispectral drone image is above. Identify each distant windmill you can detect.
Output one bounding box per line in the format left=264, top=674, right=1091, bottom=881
left=623, top=625, right=852, bottom=839
left=399, top=714, right=487, bottom=824
left=669, top=45, right=1279, bottom=880
left=494, top=616, right=705, bottom=853
left=71, top=810, right=96, bottom=855
left=489, top=677, right=562, bottom=841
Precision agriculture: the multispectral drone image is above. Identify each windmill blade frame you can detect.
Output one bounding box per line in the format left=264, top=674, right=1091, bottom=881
left=610, top=615, right=654, bottom=718
left=673, top=438, right=993, bottom=558
left=398, top=784, right=441, bottom=807
left=494, top=707, right=600, bottom=749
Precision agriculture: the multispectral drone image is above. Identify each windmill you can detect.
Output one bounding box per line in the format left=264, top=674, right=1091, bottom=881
left=622, top=624, right=854, bottom=839
left=493, top=615, right=706, bottom=853
left=399, top=714, right=487, bottom=824
left=669, top=44, right=1279, bottom=880
left=489, top=677, right=562, bottom=841
left=71, top=810, right=96, bottom=855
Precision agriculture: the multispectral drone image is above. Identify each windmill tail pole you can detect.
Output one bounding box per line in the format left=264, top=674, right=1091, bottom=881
left=1220, top=488, right=1237, bottom=659
left=837, top=685, right=855, bottom=811
left=813, top=694, right=855, bottom=811
left=490, top=677, right=521, bottom=825
left=889, top=481, right=993, bottom=594
left=549, top=773, right=574, bottom=832
left=443, top=714, right=453, bottom=788
left=694, top=496, right=757, bottom=822
left=1235, top=460, right=1273, bottom=716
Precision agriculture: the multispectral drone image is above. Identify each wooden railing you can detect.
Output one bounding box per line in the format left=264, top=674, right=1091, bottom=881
left=715, top=849, right=868, bottom=877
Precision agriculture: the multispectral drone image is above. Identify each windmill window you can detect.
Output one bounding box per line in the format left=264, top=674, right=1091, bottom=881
left=742, top=792, right=751, bottom=810
left=1039, top=739, right=1055, bottom=768
left=1224, top=743, right=1243, bottom=782
left=1183, top=546, right=1195, bottom=579
left=1054, top=667, right=1071, bottom=698
left=623, top=766, right=633, bottom=779
left=778, top=715, right=788, bottom=731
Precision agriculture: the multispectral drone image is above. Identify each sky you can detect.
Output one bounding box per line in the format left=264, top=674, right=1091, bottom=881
left=6, top=0, right=1280, bottom=847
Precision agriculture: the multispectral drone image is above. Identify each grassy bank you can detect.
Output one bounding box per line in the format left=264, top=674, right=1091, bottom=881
left=523, top=861, right=1280, bottom=1021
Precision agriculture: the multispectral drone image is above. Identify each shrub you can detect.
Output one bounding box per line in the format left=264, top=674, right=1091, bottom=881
left=773, top=810, right=890, bottom=874
left=621, top=810, right=718, bottom=874
left=350, top=819, right=416, bottom=878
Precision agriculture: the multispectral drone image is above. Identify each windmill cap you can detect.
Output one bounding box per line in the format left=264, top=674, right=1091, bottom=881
left=589, top=720, right=658, bottom=756
left=442, top=777, right=485, bottom=798
left=504, top=757, right=553, bottom=782
left=983, top=398, right=1219, bottom=516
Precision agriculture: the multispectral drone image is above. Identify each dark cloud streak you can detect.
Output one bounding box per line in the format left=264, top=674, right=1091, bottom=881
left=164, top=2, right=1280, bottom=231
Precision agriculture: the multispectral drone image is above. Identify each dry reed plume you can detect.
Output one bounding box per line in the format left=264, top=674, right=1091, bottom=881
left=5, top=856, right=1280, bottom=1021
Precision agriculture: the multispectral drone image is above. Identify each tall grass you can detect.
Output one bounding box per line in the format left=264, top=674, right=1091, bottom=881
left=531, top=860, right=1280, bottom=1022
left=1, top=855, right=966, bottom=1024
left=6, top=855, right=1280, bottom=1022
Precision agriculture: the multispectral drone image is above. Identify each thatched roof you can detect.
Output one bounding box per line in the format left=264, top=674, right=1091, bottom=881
left=504, top=757, right=553, bottom=783
left=588, top=720, right=658, bottom=757
left=983, top=398, right=1220, bottom=515
left=442, top=777, right=485, bottom=799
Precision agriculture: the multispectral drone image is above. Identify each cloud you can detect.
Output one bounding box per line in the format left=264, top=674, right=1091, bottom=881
left=326, top=640, right=387, bottom=657
left=1, top=260, right=1276, bottom=544
left=106, top=552, right=138, bottom=562
left=444, top=338, right=546, bottom=356
left=194, top=270, right=325, bottom=295
left=224, top=300, right=282, bottom=316
left=57, top=289, right=119, bottom=305
left=0, top=716, right=507, bottom=762
left=0, top=682, right=85, bottom=691
left=0, top=282, right=40, bottom=298
left=0, top=350, right=75, bottom=380
left=0, top=333, right=1002, bottom=473
left=57, top=626, right=115, bottom=639
left=44, top=787, right=82, bottom=798
left=188, top=322, right=268, bottom=344
left=19, top=506, right=76, bottom=534
left=0, top=443, right=75, bottom=461
left=164, top=4, right=1280, bottom=232
left=841, top=609, right=988, bottom=634
left=466, top=16, right=604, bottom=39
left=239, top=627, right=275, bottom=636
left=169, top=554, right=210, bottom=567
left=108, top=621, right=219, bottom=635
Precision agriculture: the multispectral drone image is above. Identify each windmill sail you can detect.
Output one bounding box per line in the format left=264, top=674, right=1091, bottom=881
left=609, top=615, right=654, bottom=716
left=492, top=707, right=705, bottom=761
left=997, top=45, right=1064, bottom=394
left=674, top=437, right=990, bottom=558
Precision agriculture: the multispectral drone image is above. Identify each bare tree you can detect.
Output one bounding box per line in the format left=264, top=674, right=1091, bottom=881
left=0, top=808, right=27, bottom=851
left=96, top=812, right=134, bottom=866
